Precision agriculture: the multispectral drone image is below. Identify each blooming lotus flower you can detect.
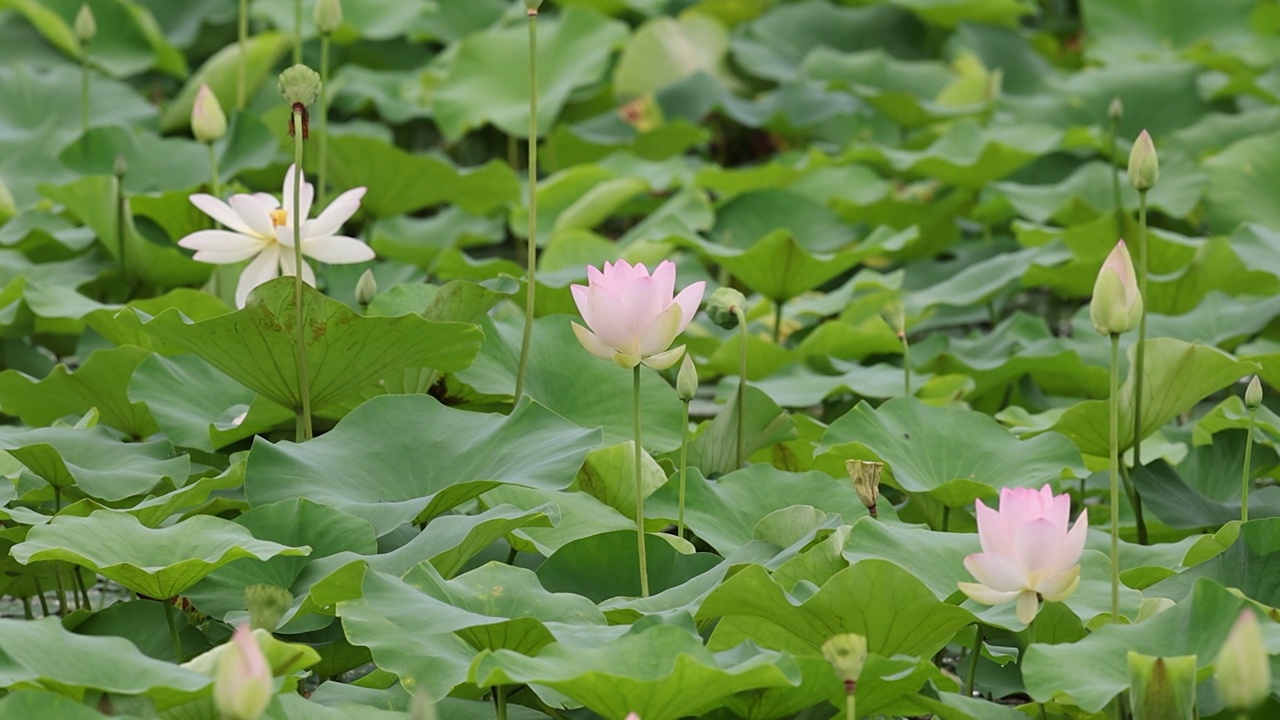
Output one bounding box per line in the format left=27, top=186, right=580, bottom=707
left=178, top=165, right=373, bottom=307
left=214, top=624, right=273, bottom=720
left=958, top=485, right=1087, bottom=624
left=1090, top=239, right=1143, bottom=336
left=571, top=260, right=705, bottom=370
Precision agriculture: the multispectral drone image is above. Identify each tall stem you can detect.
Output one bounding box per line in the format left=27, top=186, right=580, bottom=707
left=845, top=692, right=856, bottom=720
left=736, top=309, right=747, bottom=470
left=773, top=300, right=784, bottom=344
left=1243, top=407, right=1258, bottom=522
left=80, top=50, right=89, bottom=134
left=514, top=9, right=539, bottom=400
left=291, top=112, right=313, bottom=442
left=633, top=365, right=649, bottom=597
left=207, top=143, right=220, bottom=199
left=1109, top=116, right=1121, bottom=217
left=52, top=486, right=67, bottom=616
left=677, top=399, right=690, bottom=539
left=293, top=0, right=302, bottom=64
left=1130, top=190, right=1150, bottom=545
left=237, top=0, right=248, bottom=109
left=964, top=624, right=983, bottom=697
left=115, top=167, right=129, bottom=287
left=494, top=685, right=507, bottom=720
left=163, top=599, right=183, bottom=662
left=1109, top=333, right=1121, bottom=624
left=902, top=333, right=912, bottom=396
left=318, top=35, right=330, bottom=207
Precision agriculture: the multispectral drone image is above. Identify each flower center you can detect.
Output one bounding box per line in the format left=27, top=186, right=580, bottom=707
left=270, top=209, right=288, bottom=227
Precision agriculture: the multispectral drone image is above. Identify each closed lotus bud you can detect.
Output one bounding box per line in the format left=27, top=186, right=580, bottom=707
left=1215, top=609, right=1272, bottom=711
left=1090, top=240, right=1143, bottom=336
left=676, top=352, right=697, bottom=402
left=74, top=3, right=96, bottom=44
left=1108, top=97, right=1123, bottom=123
left=1128, top=652, right=1196, bottom=720
left=245, top=584, right=292, bottom=631
left=822, top=633, right=868, bottom=693
left=113, top=154, right=128, bottom=178
left=879, top=300, right=905, bottom=339
left=192, top=85, right=228, bottom=144
left=1246, top=375, right=1264, bottom=410
left=278, top=64, right=322, bottom=108
left=847, top=460, right=882, bottom=518
left=706, top=287, right=747, bottom=330
left=313, top=0, right=343, bottom=35
left=355, top=269, right=378, bottom=307
left=214, top=625, right=273, bottom=720
left=1127, top=130, right=1159, bottom=191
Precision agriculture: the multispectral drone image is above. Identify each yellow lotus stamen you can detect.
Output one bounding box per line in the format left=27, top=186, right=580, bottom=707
left=270, top=209, right=288, bottom=227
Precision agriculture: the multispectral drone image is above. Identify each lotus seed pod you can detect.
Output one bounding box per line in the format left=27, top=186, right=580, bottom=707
left=676, top=351, right=697, bottom=401
left=822, top=633, right=868, bottom=693
left=846, top=460, right=882, bottom=518
left=879, top=300, right=905, bottom=338
left=1127, top=130, right=1159, bottom=191
left=355, top=268, right=378, bottom=307
left=706, top=287, right=746, bottom=330
left=245, top=584, right=293, bottom=631
left=74, top=4, right=96, bottom=44
left=1215, top=609, right=1272, bottom=712
left=313, top=0, right=343, bottom=35
left=278, top=64, right=322, bottom=108
left=192, top=85, right=228, bottom=144
left=1128, top=652, right=1196, bottom=720
left=1246, top=375, right=1263, bottom=410
left=524, top=0, right=543, bottom=11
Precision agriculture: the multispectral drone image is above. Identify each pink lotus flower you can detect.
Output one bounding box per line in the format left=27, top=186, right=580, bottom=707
left=958, top=485, right=1087, bottom=624
left=214, top=624, right=273, bottom=720
left=571, top=260, right=705, bottom=370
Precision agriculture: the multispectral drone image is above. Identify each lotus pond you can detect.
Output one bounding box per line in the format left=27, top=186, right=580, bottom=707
left=1, top=0, right=1279, bottom=718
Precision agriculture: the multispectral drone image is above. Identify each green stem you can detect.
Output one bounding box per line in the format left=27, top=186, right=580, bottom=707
left=678, top=399, right=690, bottom=540
left=964, top=624, right=983, bottom=697
left=494, top=685, right=507, bottom=720
left=1243, top=408, right=1258, bottom=522
left=845, top=691, right=856, bottom=720
left=21, top=594, right=31, bottom=620
left=773, top=300, right=784, bottom=344
left=115, top=167, right=128, bottom=287
left=736, top=309, right=747, bottom=470
left=237, top=0, right=248, bottom=109
left=514, top=10, right=538, bottom=401
left=52, top=486, right=67, bottom=616
left=33, top=577, right=49, bottom=617
left=1109, top=116, right=1121, bottom=217
left=293, top=0, right=302, bottom=64
left=207, top=143, right=220, bottom=199
left=163, top=599, right=183, bottom=662
left=318, top=34, right=330, bottom=207
left=1130, top=190, right=1149, bottom=545
left=74, top=570, right=91, bottom=611
left=941, top=505, right=951, bottom=532
left=633, top=365, right=649, bottom=597
left=291, top=111, right=313, bottom=442
left=1109, top=333, right=1121, bottom=624
left=80, top=50, right=89, bottom=134
left=902, top=334, right=911, bottom=396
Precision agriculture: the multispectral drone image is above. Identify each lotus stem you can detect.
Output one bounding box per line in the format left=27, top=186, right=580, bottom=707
left=633, top=365, right=650, bottom=597
left=964, top=624, right=983, bottom=697
left=318, top=34, right=330, bottom=207
left=291, top=110, right=313, bottom=442
left=514, top=8, right=539, bottom=401
left=208, top=143, right=220, bottom=199
left=1244, top=407, right=1258, bottom=522
left=773, top=300, right=783, bottom=344
left=237, top=0, right=248, bottom=109
left=736, top=308, right=747, bottom=470
left=1109, top=116, right=1121, bottom=217
left=494, top=685, right=507, bottom=720
left=678, top=399, right=690, bottom=539
left=293, top=0, right=302, bottom=65
left=80, top=50, right=89, bottom=134
left=52, top=486, right=67, bottom=616
left=1109, top=332, right=1121, bottom=623
left=902, top=331, right=911, bottom=396
left=845, top=692, right=856, bottom=720
left=1130, top=189, right=1150, bottom=545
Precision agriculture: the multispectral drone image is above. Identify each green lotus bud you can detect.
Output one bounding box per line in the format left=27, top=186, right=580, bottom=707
left=822, top=633, right=868, bottom=693
left=879, top=300, right=905, bottom=339
left=0, top=177, right=15, bottom=226
left=245, top=584, right=293, bottom=631
left=192, top=84, right=228, bottom=144
left=1215, top=609, right=1271, bottom=711
left=1108, top=97, right=1123, bottom=123
left=1091, top=239, right=1143, bottom=336
left=1128, top=652, right=1196, bottom=720
left=676, top=351, right=697, bottom=402
left=846, top=460, right=882, bottom=518
left=278, top=64, right=322, bottom=108
left=1246, top=375, right=1263, bottom=410
left=355, top=268, right=378, bottom=307
left=74, top=3, right=96, bottom=44
left=1127, top=130, right=1159, bottom=192
left=313, top=0, right=343, bottom=35
left=706, top=287, right=746, bottom=330
left=113, top=154, right=128, bottom=177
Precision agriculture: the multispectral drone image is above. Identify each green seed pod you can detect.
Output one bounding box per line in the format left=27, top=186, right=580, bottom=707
left=822, top=633, right=868, bottom=693
left=278, top=64, right=322, bottom=108
left=706, top=287, right=746, bottom=330
left=244, top=584, right=293, bottom=632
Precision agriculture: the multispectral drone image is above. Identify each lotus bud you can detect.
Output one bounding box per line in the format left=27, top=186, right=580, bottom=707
left=278, top=64, right=322, bottom=108
left=1127, top=130, right=1159, bottom=192
left=1108, top=97, right=1123, bottom=123
left=74, top=4, right=96, bottom=44
left=676, top=352, right=697, bottom=402
left=214, top=625, right=273, bottom=720
left=846, top=460, right=882, bottom=518
left=1246, top=375, right=1263, bottom=410
left=314, top=0, right=343, bottom=35
left=113, top=154, right=128, bottom=178
left=245, top=584, right=292, bottom=631
left=822, top=633, right=868, bottom=693
left=355, top=268, right=378, bottom=307
left=706, top=287, right=747, bottom=330
left=1215, top=609, right=1271, bottom=711
left=1090, top=240, right=1143, bottom=336
left=192, top=85, right=228, bottom=144
left=879, top=300, right=905, bottom=339
left=1127, top=652, right=1196, bottom=720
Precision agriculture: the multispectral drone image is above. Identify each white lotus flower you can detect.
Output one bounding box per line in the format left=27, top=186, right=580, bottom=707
left=178, top=165, right=373, bottom=307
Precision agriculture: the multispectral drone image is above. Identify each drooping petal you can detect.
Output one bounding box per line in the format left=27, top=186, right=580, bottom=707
left=957, top=581, right=1019, bottom=606
left=235, top=244, right=281, bottom=308
left=975, top=499, right=1010, bottom=555
left=636, top=303, right=684, bottom=357
left=301, top=235, right=375, bottom=264
left=178, top=229, right=265, bottom=257
left=1037, top=565, right=1080, bottom=601
left=1015, top=590, right=1040, bottom=624
left=963, top=552, right=1026, bottom=593
left=571, top=322, right=616, bottom=362
left=642, top=344, right=685, bottom=370
left=190, top=194, right=256, bottom=236
left=281, top=164, right=314, bottom=225
left=612, top=352, right=641, bottom=369
left=1014, top=517, right=1066, bottom=582
left=671, top=281, right=706, bottom=334
left=303, top=187, right=365, bottom=238
left=228, top=194, right=278, bottom=239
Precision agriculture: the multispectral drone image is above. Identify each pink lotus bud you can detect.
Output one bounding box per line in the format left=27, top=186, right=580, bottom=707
left=571, top=260, right=705, bottom=371
left=1127, top=130, right=1159, bottom=191
left=214, top=625, right=273, bottom=720
left=1090, top=239, right=1143, bottom=336
left=957, top=485, right=1087, bottom=624
left=192, top=85, right=227, bottom=144
left=1215, top=609, right=1271, bottom=711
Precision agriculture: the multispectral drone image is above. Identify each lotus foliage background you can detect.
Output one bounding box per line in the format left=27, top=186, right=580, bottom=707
left=1, top=0, right=1280, bottom=718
